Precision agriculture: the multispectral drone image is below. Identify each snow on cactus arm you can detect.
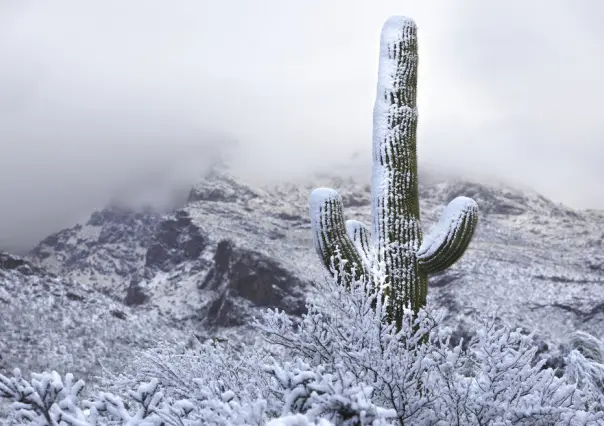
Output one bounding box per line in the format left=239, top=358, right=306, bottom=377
left=417, top=196, right=478, bottom=273
left=309, top=188, right=367, bottom=283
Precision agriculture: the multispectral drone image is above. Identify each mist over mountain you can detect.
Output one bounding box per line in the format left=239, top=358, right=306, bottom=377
left=2, top=1, right=604, bottom=255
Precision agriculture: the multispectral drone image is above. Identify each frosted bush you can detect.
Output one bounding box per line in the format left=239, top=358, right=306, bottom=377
left=2, top=261, right=604, bottom=425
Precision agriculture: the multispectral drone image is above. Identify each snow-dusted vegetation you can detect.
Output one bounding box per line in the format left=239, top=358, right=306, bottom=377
left=2, top=269, right=604, bottom=425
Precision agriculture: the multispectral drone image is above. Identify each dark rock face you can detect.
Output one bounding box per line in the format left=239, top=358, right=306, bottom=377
left=90, top=208, right=160, bottom=246
left=213, top=240, right=233, bottom=276
left=198, top=239, right=233, bottom=291
left=0, top=252, right=43, bottom=276
left=228, top=251, right=305, bottom=311
left=187, top=173, right=260, bottom=204
left=0, top=253, right=27, bottom=271
left=124, top=278, right=149, bottom=306
left=205, top=291, right=240, bottom=326
left=201, top=239, right=307, bottom=326
left=145, top=211, right=207, bottom=272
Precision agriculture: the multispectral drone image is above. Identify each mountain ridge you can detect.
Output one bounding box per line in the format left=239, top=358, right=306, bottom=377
left=1, top=168, right=602, bottom=384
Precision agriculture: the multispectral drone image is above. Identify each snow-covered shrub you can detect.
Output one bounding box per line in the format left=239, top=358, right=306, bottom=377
left=2, top=264, right=604, bottom=425
left=566, top=331, right=604, bottom=413
left=0, top=368, right=167, bottom=425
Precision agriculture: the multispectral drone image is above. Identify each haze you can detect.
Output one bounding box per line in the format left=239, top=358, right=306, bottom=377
left=1, top=0, right=603, bottom=252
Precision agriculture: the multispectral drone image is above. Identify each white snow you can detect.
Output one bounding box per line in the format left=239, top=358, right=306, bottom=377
left=417, top=196, right=478, bottom=259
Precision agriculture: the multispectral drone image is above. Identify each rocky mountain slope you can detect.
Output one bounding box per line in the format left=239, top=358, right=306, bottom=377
left=27, top=171, right=604, bottom=341
left=2, top=169, right=603, bottom=386
left=29, top=173, right=313, bottom=329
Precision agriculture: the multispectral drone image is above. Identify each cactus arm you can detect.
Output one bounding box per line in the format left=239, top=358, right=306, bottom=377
left=309, top=188, right=367, bottom=282
left=345, top=220, right=372, bottom=268
left=417, top=196, right=479, bottom=274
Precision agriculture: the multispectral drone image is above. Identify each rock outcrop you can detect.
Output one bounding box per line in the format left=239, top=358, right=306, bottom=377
left=199, top=239, right=306, bottom=326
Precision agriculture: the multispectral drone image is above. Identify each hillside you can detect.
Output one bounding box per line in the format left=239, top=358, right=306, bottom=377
left=1, top=169, right=602, bottom=384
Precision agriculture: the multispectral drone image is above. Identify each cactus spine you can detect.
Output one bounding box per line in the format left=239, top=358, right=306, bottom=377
left=309, top=17, right=479, bottom=329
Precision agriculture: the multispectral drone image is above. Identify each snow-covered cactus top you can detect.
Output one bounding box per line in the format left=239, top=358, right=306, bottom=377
left=309, top=16, right=478, bottom=329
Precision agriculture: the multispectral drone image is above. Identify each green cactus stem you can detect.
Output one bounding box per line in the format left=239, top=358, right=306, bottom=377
left=308, top=16, right=479, bottom=329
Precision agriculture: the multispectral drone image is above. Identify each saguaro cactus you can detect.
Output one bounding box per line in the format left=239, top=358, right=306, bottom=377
left=308, top=16, right=478, bottom=329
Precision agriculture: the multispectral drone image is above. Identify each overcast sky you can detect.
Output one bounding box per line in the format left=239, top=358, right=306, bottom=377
left=1, top=0, right=603, bottom=252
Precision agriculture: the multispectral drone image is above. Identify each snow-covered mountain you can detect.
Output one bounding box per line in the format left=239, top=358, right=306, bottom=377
left=0, top=251, right=187, bottom=381
left=29, top=172, right=313, bottom=329
left=2, top=169, right=603, bottom=383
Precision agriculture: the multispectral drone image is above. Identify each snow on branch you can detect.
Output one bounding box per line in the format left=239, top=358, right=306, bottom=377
left=3, top=259, right=604, bottom=425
